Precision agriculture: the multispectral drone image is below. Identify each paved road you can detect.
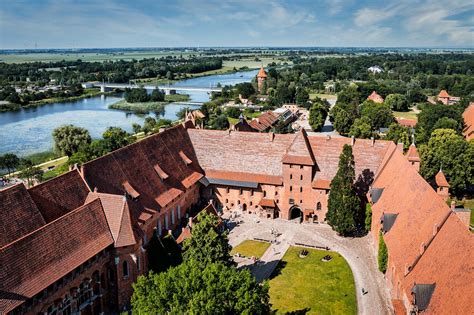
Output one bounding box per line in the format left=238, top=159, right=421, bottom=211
left=225, top=212, right=392, bottom=315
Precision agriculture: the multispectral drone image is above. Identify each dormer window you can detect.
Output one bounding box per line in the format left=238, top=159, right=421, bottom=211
left=179, top=151, right=192, bottom=165
left=154, top=164, right=169, bottom=180
left=123, top=181, right=140, bottom=199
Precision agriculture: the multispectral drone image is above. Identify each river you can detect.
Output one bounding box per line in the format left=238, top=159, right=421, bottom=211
left=0, top=69, right=258, bottom=155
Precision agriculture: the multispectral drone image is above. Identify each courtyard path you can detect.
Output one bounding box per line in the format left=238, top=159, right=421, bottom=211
left=225, top=213, right=392, bottom=315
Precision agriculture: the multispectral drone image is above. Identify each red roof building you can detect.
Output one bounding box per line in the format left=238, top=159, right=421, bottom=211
left=437, top=90, right=460, bottom=105
left=462, top=102, right=474, bottom=140
left=256, top=66, right=267, bottom=93
left=367, top=91, right=384, bottom=103
left=396, top=117, right=417, bottom=128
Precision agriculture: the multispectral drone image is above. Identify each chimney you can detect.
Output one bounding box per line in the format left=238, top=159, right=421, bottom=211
left=371, top=137, right=375, bottom=146
left=326, top=135, right=331, bottom=141
left=397, top=142, right=404, bottom=151
left=351, top=136, right=355, bottom=146
left=269, top=132, right=275, bottom=142
left=93, top=187, right=98, bottom=193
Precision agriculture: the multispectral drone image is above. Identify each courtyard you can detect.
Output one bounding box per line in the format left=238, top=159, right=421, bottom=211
left=224, top=211, right=393, bottom=315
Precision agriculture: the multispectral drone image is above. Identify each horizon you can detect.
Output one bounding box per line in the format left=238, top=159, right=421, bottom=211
left=1, top=0, right=473, bottom=50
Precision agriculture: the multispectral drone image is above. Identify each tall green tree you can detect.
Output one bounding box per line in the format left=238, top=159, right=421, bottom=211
left=182, top=212, right=233, bottom=265
left=52, top=125, right=91, bottom=157
left=419, top=129, right=474, bottom=196
left=327, top=145, right=361, bottom=236
left=416, top=104, right=463, bottom=143
left=378, top=232, right=388, bottom=273
left=349, top=117, right=373, bottom=139
left=0, top=153, right=20, bottom=176
left=309, top=103, right=328, bottom=131
left=131, top=260, right=270, bottom=314
left=102, top=127, right=133, bottom=152
left=359, top=100, right=394, bottom=130
left=385, top=93, right=409, bottom=111
left=384, top=123, right=411, bottom=151
left=365, top=203, right=372, bottom=232
left=18, top=158, right=43, bottom=186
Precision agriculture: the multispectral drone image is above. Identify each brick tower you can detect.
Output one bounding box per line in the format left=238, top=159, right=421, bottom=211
left=257, top=66, right=267, bottom=93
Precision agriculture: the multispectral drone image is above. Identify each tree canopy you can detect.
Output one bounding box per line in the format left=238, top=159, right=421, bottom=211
left=309, top=101, right=328, bottom=131
left=327, top=144, right=361, bottom=235
left=52, top=125, right=91, bottom=157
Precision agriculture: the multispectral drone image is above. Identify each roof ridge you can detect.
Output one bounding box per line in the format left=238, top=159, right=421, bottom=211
left=0, top=197, right=104, bottom=252
left=372, top=142, right=398, bottom=185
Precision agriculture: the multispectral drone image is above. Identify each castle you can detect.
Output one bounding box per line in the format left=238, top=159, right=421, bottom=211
left=1, top=121, right=472, bottom=314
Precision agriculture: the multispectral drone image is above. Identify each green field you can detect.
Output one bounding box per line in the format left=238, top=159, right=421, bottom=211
left=392, top=110, right=418, bottom=120
left=231, top=240, right=270, bottom=259
left=310, top=93, right=337, bottom=101
left=269, top=246, right=357, bottom=315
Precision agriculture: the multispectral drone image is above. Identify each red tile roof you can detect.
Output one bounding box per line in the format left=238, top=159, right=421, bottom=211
left=257, top=66, right=267, bottom=78
left=249, top=111, right=279, bottom=131
left=259, top=198, right=276, bottom=208
left=0, top=198, right=113, bottom=313
left=282, top=129, right=316, bottom=166
left=85, top=192, right=137, bottom=248
left=311, top=179, right=331, bottom=189
left=396, top=117, right=417, bottom=128
left=406, top=144, right=420, bottom=162
left=462, top=102, right=474, bottom=140
left=82, top=125, right=204, bottom=213
left=0, top=184, right=45, bottom=248
left=28, top=169, right=90, bottom=223
left=438, top=90, right=450, bottom=98
left=367, top=91, right=384, bottom=103
left=435, top=170, right=449, bottom=187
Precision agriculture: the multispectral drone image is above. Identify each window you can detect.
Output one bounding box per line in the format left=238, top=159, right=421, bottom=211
left=171, top=208, right=175, bottom=224
left=263, top=191, right=267, bottom=197
left=137, top=256, right=141, bottom=272
left=226, top=187, right=230, bottom=194
left=300, top=165, right=303, bottom=169
left=250, top=201, right=253, bottom=206
left=317, top=202, right=322, bottom=211
left=240, top=188, right=243, bottom=195
left=251, top=190, right=254, bottom=196
left=290, top=174, right=293, bottom=180
left=238, top=200, right=241, bottom=205
left=300, top=187, right=303, bottom=193
left=290, top=186, right=293, bottom=192
left=225, top=199, right=228, bottom=204
left=123, top=260, right=129, bottom=278
left=300, top=175, right=303, bottom=180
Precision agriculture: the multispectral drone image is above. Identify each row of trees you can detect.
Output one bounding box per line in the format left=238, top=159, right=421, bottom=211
left=132, top=212, right=270, bottom=313
left=124, top=87, right=164, bottom=103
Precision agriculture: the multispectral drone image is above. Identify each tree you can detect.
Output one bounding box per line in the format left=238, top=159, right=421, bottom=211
left=384, top=123, right=411, bottom=151
left=349, top=117, right=373, bottom=139
left=225, top=107, right=241, bottom=119
left=365, top=203, right=372, bottom=232
left=416, top=104, right=463, bottom=143
left=327, top=145, right=361, bottom=235
left=385, top=93, right=409, bottom=111
left=332, top=108, right=355, bottom=135
left=210, top=114, right=230, bottom=130
left=378, top=232, right=388, bottom=273
left=18, top=159, right=42, bottom=187
left=0, top=153, right=20, bottom=176
left=360, top=100, right=394, bottom=130
left=132, top=123, right=142, bottom=134
left=309, top=103, right=328, bottom=131
left=102, top=127, right=133, bottom=152
left=235, top=82, right=255, bottom=99
left=432, top=117, right=460, bottom=133
left=131, top=260, right=270, bottom=314
left=419, top=129, right=474, bottom=196
left=182, top=212, right=232, bottom=266
left=176, top=107, right=192, bottom=120
left=337, top=85, right=360, bottom=107
left=295, top=88, right=309, bottom=105
left=150, top=89, right=165, bottom=102
left=52, top=125, right=91, bottom=157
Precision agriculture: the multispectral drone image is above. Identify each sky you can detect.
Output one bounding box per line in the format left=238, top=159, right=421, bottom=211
left=0, top=0, right=473, bottom=49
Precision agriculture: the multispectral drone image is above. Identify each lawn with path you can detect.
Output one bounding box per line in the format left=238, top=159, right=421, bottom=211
left=269, top=246, right=357, bottom=315
left=230, top=240, right=270, bottom=259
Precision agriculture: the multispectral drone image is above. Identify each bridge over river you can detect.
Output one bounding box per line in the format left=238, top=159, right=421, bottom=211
left=92, top=82, right=222, bottom=94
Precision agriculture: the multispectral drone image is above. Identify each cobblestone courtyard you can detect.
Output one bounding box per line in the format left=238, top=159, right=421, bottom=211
left=224, top=211, right=393, bottom=315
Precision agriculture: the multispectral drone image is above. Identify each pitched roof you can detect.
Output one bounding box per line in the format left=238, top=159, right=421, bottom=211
left=406, top=144, right=420, bottom=162
left=259, top=198, right=276, bottom=208
left=85, top=192, right=137, bottom=247
left=396, top=117, right=417, bottom=128
left=0, top=184, right=45, bottom=248
left=435, top=170, right=449, bottom=187
left=367, top=91, right=384, bottom=103
left=28, top=169, right=90, bottom=223
left=462, top=102, right=474, bottom=140
left=82, top=125, right=204, bottom=215
left=257, top=66, right=267, bottom=78
left=188, top=129, right=294, bottom=182
left=438, top=90, right=450, bottom=98
left=249, top=111, right=279, bottom=131
left=0, top=198, right=114, bottom=313
left=282, top=129, right=316, bottom=166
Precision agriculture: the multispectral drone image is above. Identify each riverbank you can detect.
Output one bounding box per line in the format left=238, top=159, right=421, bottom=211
left=0, top=89, right=115, bottom=112
left=109, top=94, right=190, bottom=113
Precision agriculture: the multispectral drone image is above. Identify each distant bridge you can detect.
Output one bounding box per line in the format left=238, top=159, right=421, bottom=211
left=91, top=82, right=222, bottom=94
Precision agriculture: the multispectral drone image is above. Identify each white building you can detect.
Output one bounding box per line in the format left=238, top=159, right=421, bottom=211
left=368, top=65, right=384, bottom=74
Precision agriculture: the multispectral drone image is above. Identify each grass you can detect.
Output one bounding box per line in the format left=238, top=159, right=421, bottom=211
left=310, top=93, right=337, bottom=101
left=109, top=94, right=189, bottom=112
left=42, top=163, right=69, bottom=181
left=449, top=198, right=474, bottom=229
left=392, top=110, right=418, bottom=120
left=269, top=246, right=357, bottom=315
left=230, top=240, right=270, bottom=259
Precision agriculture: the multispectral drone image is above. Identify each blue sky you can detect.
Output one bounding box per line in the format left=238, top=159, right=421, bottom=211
left=0, top=0, right=473, bottom=49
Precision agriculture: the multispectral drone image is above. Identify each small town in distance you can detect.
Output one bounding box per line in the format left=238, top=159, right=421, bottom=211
left=0, top=1, right=473, bottom=314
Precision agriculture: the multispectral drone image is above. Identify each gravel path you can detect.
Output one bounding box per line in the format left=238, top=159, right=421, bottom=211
left=226, top=212, right=393, bottom=315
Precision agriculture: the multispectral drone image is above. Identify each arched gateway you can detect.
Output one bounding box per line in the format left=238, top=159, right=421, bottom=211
left=289, top=206, right=303, bottom=223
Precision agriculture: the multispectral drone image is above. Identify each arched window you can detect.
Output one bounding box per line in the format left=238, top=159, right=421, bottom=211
left=123, top=260, right=129, bottom=278
left=316, top=202, right=322, bottom=211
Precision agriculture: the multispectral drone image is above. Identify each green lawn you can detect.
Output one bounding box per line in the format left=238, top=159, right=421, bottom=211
left=231, top=240, right=270, bottom=259
left=392, top=110, right=418, bottom=120
left=310, top=93, right=337, bottom=101
left=269, top=246, right=357, bottom=315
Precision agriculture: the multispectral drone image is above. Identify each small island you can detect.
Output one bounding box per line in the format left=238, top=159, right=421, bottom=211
left=109, top=87, right=190, bottom=113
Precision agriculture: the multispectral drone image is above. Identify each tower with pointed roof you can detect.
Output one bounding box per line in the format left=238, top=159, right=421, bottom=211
left=434, top=169, right=449, bottom=200
left=257, top=66, right=267, bottom=93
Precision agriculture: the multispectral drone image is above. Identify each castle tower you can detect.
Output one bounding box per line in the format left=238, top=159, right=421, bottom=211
left=257, top=66, right=267, bottom=93
left=434, top=169, right=449, bottom=200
